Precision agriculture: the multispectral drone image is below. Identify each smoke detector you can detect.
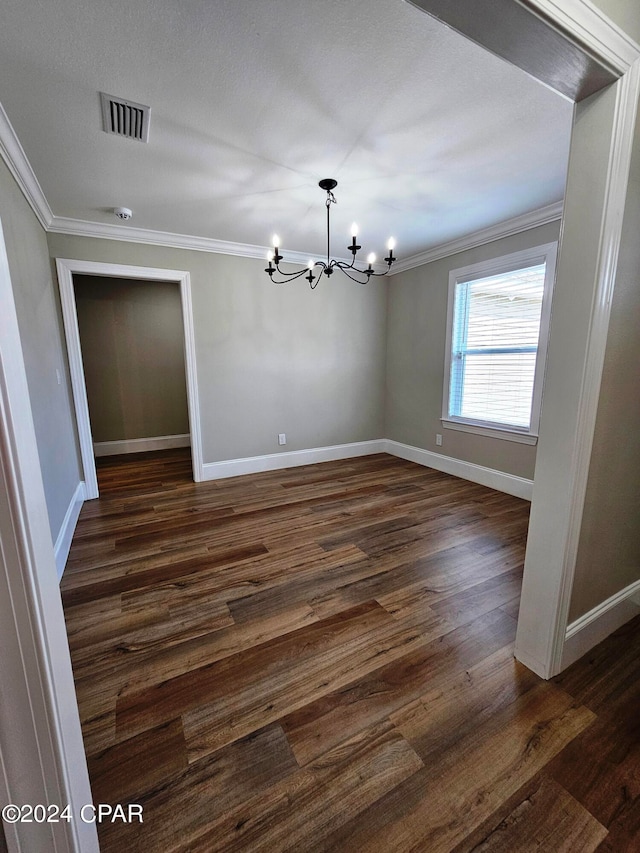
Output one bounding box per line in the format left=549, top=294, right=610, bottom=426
left=114, top=207, right=133, bottom=221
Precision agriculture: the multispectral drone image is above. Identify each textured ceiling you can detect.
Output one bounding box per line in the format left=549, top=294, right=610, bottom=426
left=0, top=0, right=573, bottom=261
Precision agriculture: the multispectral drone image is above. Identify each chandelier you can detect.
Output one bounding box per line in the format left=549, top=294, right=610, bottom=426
left=265, top=179, right=397, bottom=288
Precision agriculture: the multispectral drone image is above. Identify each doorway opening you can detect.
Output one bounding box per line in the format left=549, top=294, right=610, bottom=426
left=56, top=259, right=203, bottom=498
left=74, top=274, right=191, bottom=468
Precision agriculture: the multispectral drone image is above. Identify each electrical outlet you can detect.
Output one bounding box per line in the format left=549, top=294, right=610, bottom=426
left=436, top=433, right=443, bottom=446
left=278, top=433, right=286, bottom=446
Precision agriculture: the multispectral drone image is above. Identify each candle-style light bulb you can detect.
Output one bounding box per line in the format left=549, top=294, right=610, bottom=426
left=367, top=253, right=376, bottom=266
left=387, top=237, right=396, bottom=251
left=306, top=260, right=316, bottom=284
left=272, top=234, right=280, bottom=249
left=349, top=222, right=361, bottom=255
left=265, top=248, right=276, bottom=276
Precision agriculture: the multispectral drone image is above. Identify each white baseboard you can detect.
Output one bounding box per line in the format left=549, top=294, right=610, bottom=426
left=54, top=481, right=85, bottom=581
left=200, top=440, right=386, bottom=481
left=199, top=437, right=534, bottom=500
left=93, top=433, right=191, bottom=457
left=561, top=578, right=640, bottom=670
left=384, top=440, right=533, bottom=501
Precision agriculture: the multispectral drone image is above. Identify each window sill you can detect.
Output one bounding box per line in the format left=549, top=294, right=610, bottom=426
left=441, top=419, right=538, bottom=445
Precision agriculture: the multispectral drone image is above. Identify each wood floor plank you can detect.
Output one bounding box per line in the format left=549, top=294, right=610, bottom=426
left=115, top=599, right=444, bottom=757
left=310, top=542, right=523, bottom=622
left=66, top=604, right=172, bottom=654
left=499, top=595, right=521, bottom=621
left=457, top=777, right=607, bottom=852
left=181, top=606, right=445, bottom=762
left=322, top=685, right=595, bottom=852
left=62, top=543, right=269, bottom=605
left=389, top=643, right=540, bottom=761
left=77, top=704, right=116, bottom=757
left=117, top=601, right=391, bottom=736
left=66, top=600, right=236, bottom=688
left=186, top=720, right=424, bottom=853
left=116, top=540, right=333, bottom=611
left=96, top=723, right=300, bottom=853
left=429, top=566, right=524, bottom=630
left=74, top=603, right=319, bottom=709
left=546, top=714, right=640, bottom=850
left=281, top=608, right=517, bottom=767
left=64, top=542, right=212, bottom=580
left=87, top=718, right=188, bottom=805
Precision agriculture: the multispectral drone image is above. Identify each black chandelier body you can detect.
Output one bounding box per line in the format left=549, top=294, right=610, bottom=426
left=265, top=179, right=396, bottom=288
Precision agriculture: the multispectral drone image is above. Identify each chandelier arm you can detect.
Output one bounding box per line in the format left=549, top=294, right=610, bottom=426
left=268, top=260, right=328, bottom=286
left=333, top=261, right=392, bottom=282
left=268, top=268, right=316, bottom=285
left=273, top=262, right=311, bottom=278
left=339, top=254, right=358, bottom=271
left=332, top=263, right=371, bottom=285
left=276, top=269, right=305, bottom=278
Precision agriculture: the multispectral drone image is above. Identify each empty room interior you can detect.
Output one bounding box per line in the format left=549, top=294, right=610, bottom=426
left=1, top=1, right=639, bottom=852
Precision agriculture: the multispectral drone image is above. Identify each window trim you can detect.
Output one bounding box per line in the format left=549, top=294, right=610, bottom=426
left=441, top=241, right=558, bottom=442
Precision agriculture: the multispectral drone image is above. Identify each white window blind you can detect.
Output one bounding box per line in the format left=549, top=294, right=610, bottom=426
left=448, top=262, right=546, bottom=431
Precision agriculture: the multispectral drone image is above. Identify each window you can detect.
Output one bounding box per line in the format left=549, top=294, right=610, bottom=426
left=442, top=242, right=557, bottom=444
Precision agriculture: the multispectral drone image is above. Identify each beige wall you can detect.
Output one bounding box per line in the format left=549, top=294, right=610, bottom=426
left=50, top=223, right=563, bottom=483
left=0, top=158, right=81, bottom=540
left=47, top=234, right=388, bottom=463
left=569, top=90, right=640, bottom=621
left=384, top=221, right=561, bottom=479
left=74, top=275, right=189, bottom=443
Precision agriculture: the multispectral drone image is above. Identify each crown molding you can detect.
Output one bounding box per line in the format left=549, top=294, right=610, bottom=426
left=0, top=103, right=53, bottom=230
left=48, top=215, right=387, bottom=271
left=49, top=215, right=280, bottom=259
left=49, top=205, right=563, bottom=275
left=519, top=0, right=640, bottom=75
left=389, top=201, right=564, bottom=274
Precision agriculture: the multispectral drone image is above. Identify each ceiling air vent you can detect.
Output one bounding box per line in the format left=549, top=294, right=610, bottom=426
left=100, top=92, right=150, bottom=142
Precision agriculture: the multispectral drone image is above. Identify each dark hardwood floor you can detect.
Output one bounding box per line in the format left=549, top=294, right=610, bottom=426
left=60, top=449, right=640, bottom=852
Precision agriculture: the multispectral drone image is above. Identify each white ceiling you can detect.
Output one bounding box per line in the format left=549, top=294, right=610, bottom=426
left=0, top=0, right=574, bottom=263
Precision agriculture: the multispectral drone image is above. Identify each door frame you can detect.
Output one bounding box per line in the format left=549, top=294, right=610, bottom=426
left=0, top=221, right=99, bottom=852
left=55, top=258, right=204, bottom=498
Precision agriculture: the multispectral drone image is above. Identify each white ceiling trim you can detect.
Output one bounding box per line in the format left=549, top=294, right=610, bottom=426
left=48, top=207, right=563, bottom=273
left=0, top=102, right=53, bottom=230
left=521, top=0, right=640, bottom=74
left=49, top=215, right=287, bottom=260
left=0, top=99, right=562, bottom=273
left=388, top=201, right=563, bottom=274
left=47, top=215, right=372, bottom=269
